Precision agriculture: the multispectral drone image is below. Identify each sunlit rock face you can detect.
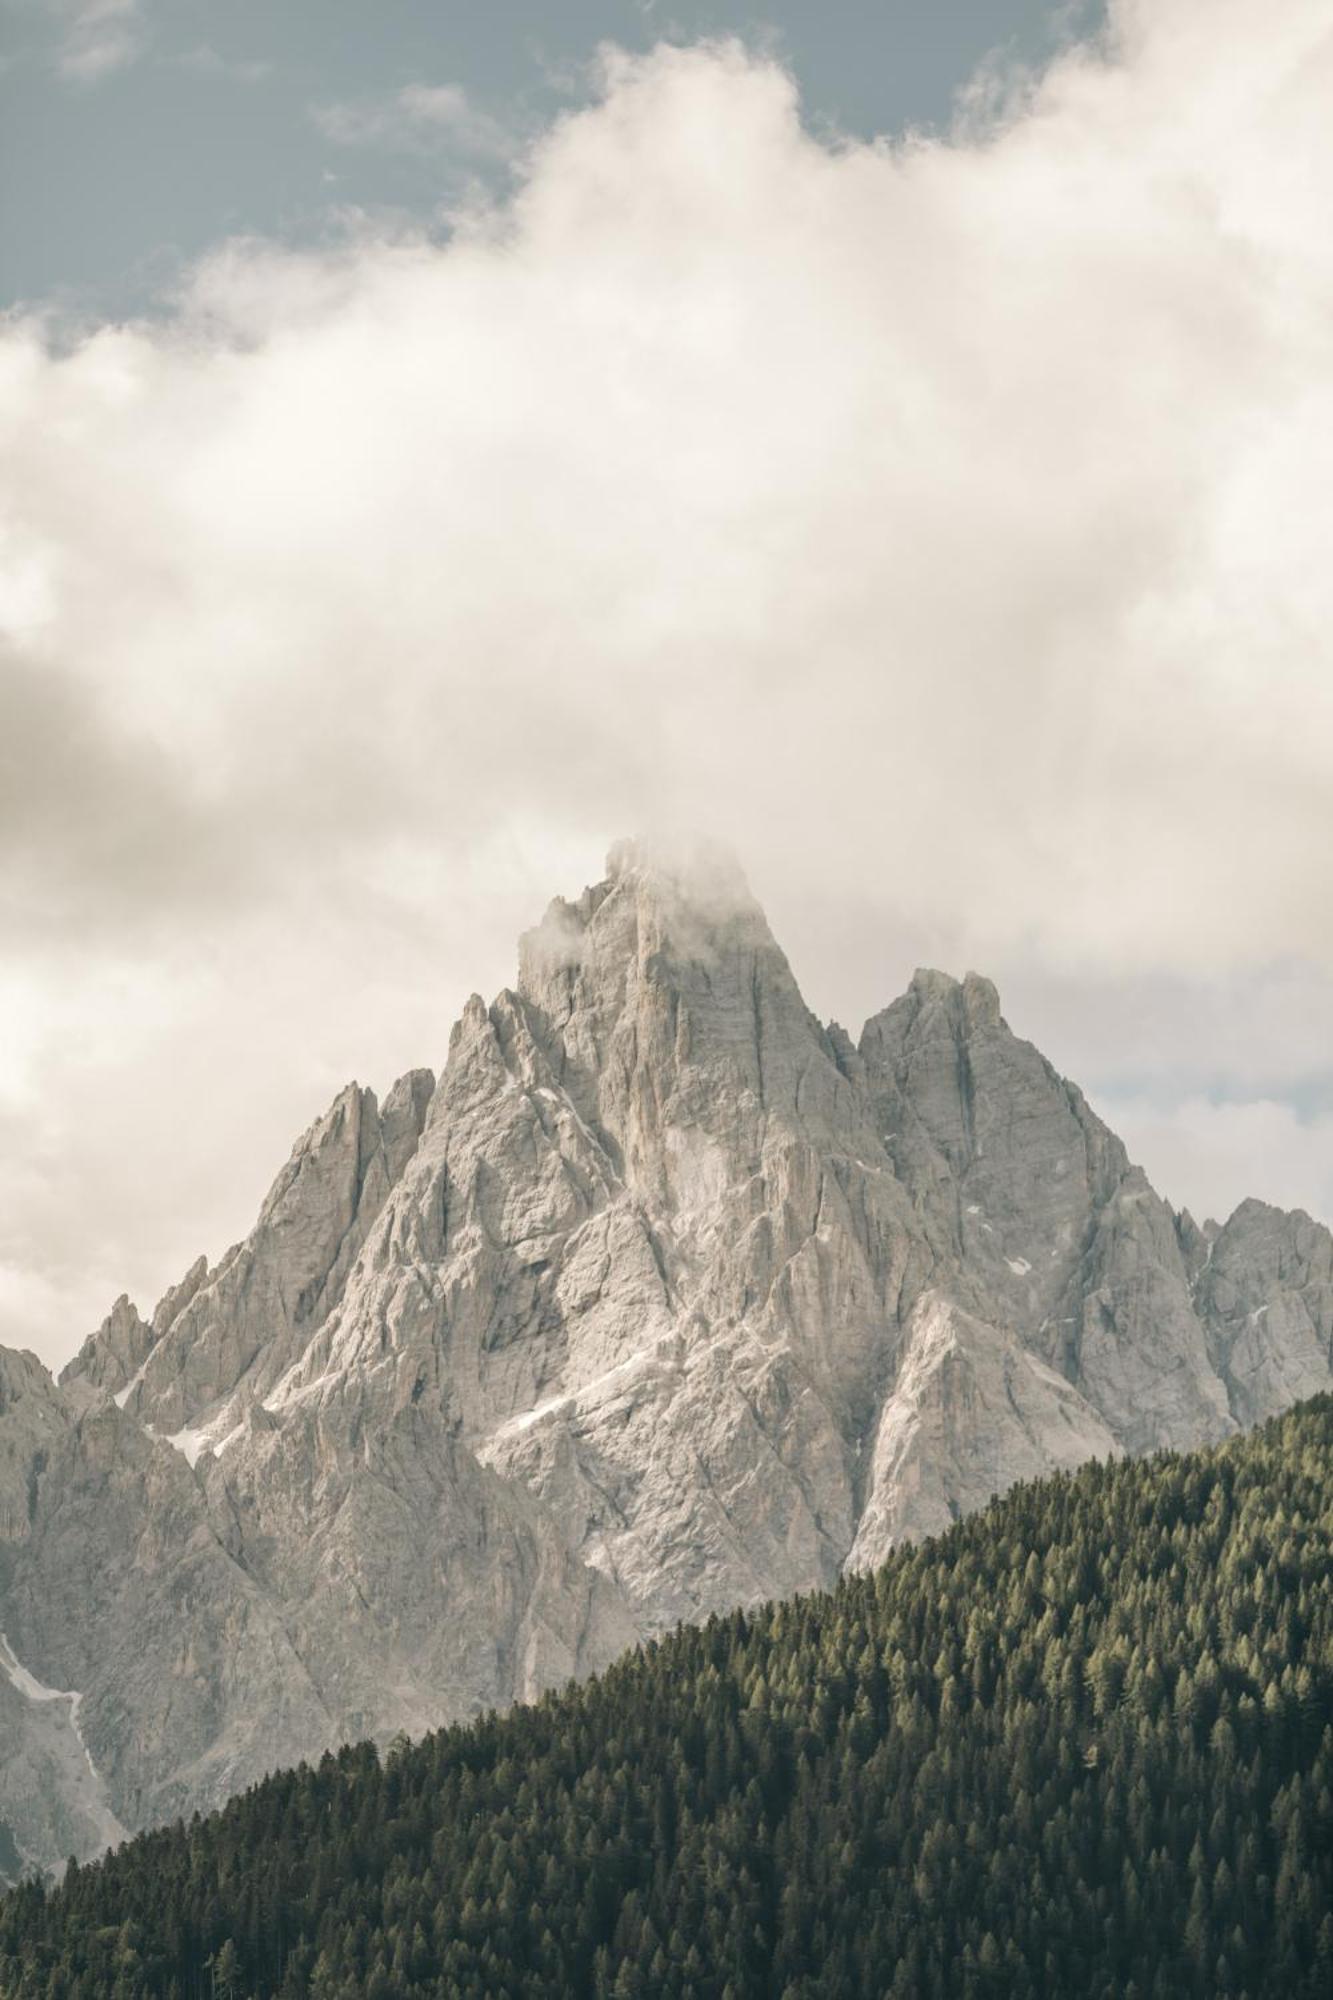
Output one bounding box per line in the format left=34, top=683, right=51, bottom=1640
left=3, top=844, right=1329, bottom=1878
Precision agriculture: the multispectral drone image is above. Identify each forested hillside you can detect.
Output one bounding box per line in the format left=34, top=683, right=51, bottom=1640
left=2, top=1397, right=1330, bottom=2000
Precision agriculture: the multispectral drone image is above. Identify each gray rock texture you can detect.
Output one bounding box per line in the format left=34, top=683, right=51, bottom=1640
left=2, top=843, right=1329, bottom=1878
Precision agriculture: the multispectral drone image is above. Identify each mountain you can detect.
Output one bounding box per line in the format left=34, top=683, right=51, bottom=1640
left=4, top=1395, right=1329, bottom=1998
left=1, top=841, right=1330, bottom=1879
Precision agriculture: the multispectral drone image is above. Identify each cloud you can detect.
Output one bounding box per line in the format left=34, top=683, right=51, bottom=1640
left=311, top=82, right=517, bottom=161
left=2, top=3, right=1332, bottom=1360
left=0, top=646, right=235, bottom=937
left=164, top=45, right=271, bottom=84
left=52, top=0, right=143, bottom=80
left=22, top=6, right=269, bottom=84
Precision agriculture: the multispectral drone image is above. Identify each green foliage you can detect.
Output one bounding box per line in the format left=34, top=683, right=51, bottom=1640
left=3, top=1396, right=1331, bottom=1999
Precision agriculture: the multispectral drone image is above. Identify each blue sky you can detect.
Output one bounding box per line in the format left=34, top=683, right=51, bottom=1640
left=2, top=1, right=1095, bottom=312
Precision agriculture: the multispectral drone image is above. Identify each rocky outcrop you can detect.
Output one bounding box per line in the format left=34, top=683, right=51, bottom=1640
left=859, top=968, right=1233, bottom=1450
left=59, top=1069, right=436, bottom=1448
left=1194, top=1198, right=1333, bottom=1424
left=2, top=843, right=1329, bottom=1879
left=847, top=1293, right=1121, bottom=1562
left=57, top=1295, right=156, bottom=1414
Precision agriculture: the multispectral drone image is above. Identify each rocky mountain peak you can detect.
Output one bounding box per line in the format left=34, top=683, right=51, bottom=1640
left=898, top=965, right=1004, bottom=1030
left=58, top=1295, right=155, bottom=1411
left=2, top=843, right=1330, bottom=1882
left=509, top=842, right=846, bottom=1211
left=58, top=1065, right=437, bottom=1444
left=517, top=838, right=777, bottom=1017
left=0, top=1348, right=65, bottom=1436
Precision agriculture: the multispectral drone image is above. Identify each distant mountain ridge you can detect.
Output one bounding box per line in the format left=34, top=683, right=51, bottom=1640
left=1, top=841, right=1330, bottom=1878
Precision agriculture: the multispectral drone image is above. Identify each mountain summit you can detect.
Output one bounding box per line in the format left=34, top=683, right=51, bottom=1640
left=1, top=845, right=1330, bottom=1877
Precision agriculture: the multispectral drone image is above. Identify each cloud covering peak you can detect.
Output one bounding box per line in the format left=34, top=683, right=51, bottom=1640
left=2, top=0, right=1331, bottom=1361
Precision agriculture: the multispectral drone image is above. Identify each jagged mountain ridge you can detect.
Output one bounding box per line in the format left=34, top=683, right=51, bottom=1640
left=1, top=840, right=1329, bottom=1879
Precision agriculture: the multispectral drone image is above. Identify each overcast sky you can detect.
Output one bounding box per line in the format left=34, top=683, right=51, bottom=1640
left=2, top=0, right=1331, bottom=1370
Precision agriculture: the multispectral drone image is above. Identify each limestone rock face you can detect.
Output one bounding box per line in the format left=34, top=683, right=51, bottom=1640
left=1194, top=1198, right=1333, bottom=1423
left=60, top=1070, right=436, bottom=1449
left=847, top=1293, right=1121, bottom=1563
left=58, top=1296, right=156, bottom=1414
left=2, top=844, right=1329, bottom=1880
left=859, top=970, right=1233, bottom=1451
left=0, top=1348, right=70, bottom=1547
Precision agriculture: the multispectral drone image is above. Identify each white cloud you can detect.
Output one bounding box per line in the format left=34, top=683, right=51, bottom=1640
left=29, top=5, right=270, bottom=84
left=2, top=3, right=1332, bottom=1362
left=165, top=45, right=271, bottom=84
left=53, top=0, right=144, bottom=80
left=312, top=81, right=516, bottom=161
